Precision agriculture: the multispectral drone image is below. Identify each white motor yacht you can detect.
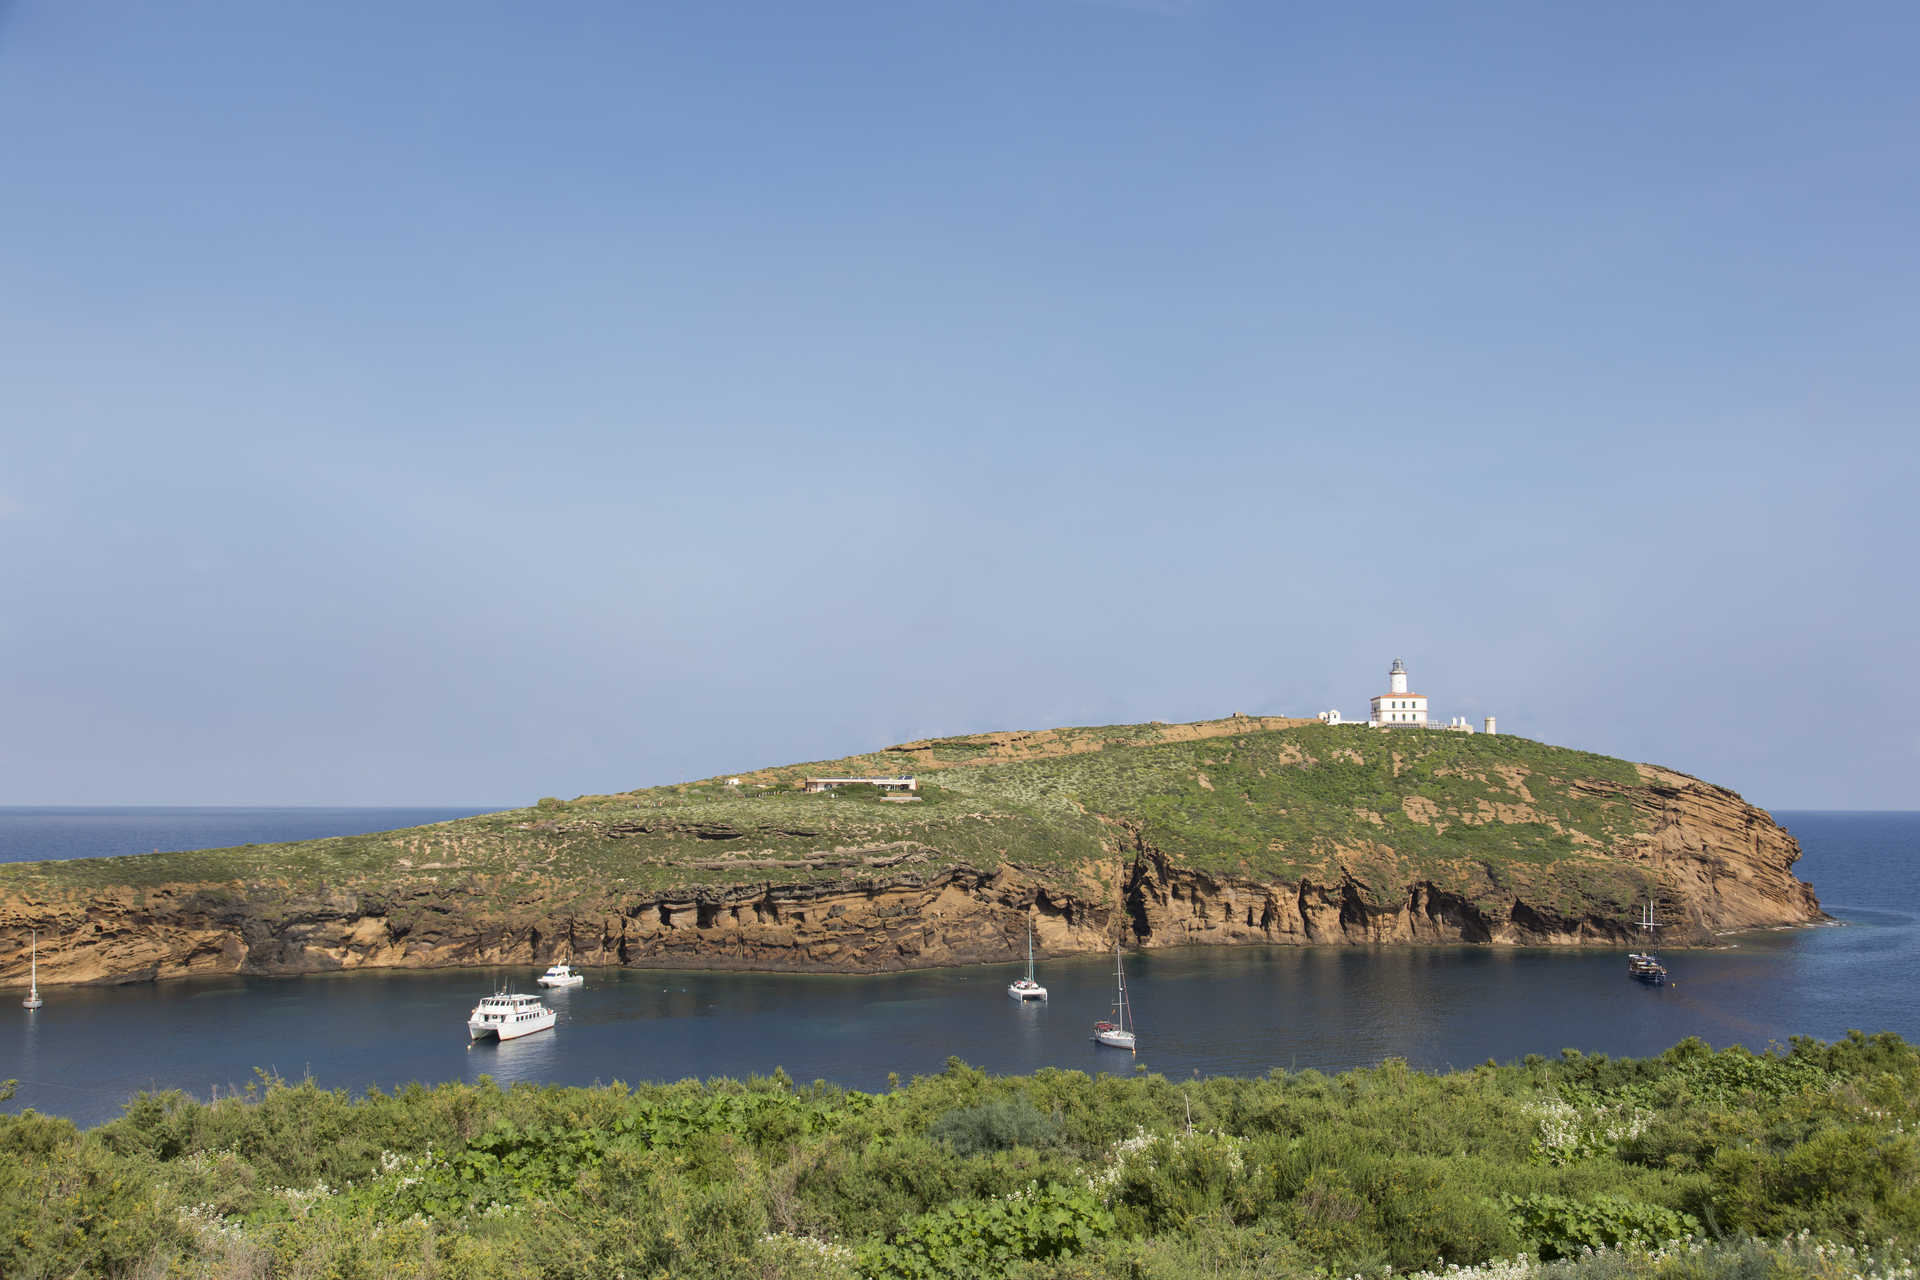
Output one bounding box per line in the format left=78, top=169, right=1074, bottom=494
left=1007, top=921, right=1047, bottom=1002
left=537, top=962, right=584, bottom=988
left=467, top=991, right=556, bottom=1040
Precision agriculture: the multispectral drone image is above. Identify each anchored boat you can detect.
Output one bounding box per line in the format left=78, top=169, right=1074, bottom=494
left=537, top=962, right=584, bottom=988
left=1007, top=920, right=1047, bottom=1002
left=1628, top=897, right=1668, bottom=986
left=466, top=991, right=556, bottom=1040
left=22, top=931, right=42, bottom=1010
left=1627, top=952, right=1668, bottom=985
left=1092, top=942, right=1136, bottom=1051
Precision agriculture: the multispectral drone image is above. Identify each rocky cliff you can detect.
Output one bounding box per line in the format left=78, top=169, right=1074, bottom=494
left=0, top=720, right=1825, bottom=988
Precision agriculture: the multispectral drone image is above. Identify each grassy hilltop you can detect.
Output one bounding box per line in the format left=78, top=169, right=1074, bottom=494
left=5, top=719, right=1647, bottom=900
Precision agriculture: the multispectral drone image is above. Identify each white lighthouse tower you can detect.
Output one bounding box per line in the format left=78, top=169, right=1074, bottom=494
left=1369, top=658, right=1428, bottom=728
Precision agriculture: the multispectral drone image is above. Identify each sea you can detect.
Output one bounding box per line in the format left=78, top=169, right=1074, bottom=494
left=4, top=808, right=1916, bottom=1128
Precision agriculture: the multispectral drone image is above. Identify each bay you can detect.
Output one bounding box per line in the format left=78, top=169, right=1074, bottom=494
left=5, top=810, right=1916, bottom=1128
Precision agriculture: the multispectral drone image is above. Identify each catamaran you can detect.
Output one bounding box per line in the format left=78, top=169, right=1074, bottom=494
left=22, top=931, right=42, bottom=1010
left=1007, top=920, right=1047, bottom=1002
left=466, top=991, right=556, bottom=1040
left=1092, top=942, right=1136, bottom=1050
left=537, top=962, right=584, bottom=988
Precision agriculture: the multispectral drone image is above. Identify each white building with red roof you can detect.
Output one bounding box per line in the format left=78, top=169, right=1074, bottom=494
left=1368, top=658, right=1427, bottom=727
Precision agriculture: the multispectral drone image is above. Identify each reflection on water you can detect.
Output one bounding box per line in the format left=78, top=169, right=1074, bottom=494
left=467, top=1024, right=569, bottom=1087
left=7, top=812, right=1917, bottom=1126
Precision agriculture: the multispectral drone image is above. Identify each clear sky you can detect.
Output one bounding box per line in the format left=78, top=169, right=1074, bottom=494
left=2, top=1, right=1914, bottom=810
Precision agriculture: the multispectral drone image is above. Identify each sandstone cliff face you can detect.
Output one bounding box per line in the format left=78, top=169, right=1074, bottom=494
left=0, top=868, right=1128, bottom=988
left=0, top=760, right=1824, bottom=990
left=1125, top=766, right=1824, bottom=950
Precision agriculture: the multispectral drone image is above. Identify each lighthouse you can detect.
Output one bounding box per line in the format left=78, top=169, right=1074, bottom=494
left=1369, top=658, right=1429, bottom=727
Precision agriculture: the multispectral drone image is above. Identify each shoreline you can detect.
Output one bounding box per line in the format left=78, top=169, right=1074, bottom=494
left=7, top=919, right=1843, bottom=992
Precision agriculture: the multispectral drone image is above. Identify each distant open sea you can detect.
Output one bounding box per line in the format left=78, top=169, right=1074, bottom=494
left=5, top=808, right=1917, bottom=1126
left=0, top=805, right=498, bottom=865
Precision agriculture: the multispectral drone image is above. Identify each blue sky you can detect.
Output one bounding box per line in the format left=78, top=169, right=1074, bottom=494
left=2, top=1, right=1914, bottom=808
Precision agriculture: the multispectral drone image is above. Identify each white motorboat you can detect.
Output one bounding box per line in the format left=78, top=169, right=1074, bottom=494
left=537, top=962, right=584, bottom=988
left=467, top=991, right=555, bottom=1040
left=1007, top=920, right=1046, bottom=1002
left=22, top=931, right=42, bottom=1010
left=1092, top=942, right=1136, bottom=1051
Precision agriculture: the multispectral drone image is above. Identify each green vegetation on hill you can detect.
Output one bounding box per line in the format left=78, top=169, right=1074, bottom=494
left=936, top=726, right=1646, bottom=882
left=4, top=1034, right=1917, bottom=1279
left=0, top=724, right=1665, bottom=916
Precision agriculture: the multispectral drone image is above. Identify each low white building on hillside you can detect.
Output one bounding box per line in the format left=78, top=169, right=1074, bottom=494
left=802, top=775, right=918, bottom=794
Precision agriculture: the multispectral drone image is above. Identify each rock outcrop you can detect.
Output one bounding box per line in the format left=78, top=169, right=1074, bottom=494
left=0, top=866, right=1125, bottom=987
left=1123, top=765, right=1823, bottom=950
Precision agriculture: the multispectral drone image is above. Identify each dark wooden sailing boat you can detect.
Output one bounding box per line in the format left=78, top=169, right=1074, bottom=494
left=1627, top=897, right=1667, bottom=985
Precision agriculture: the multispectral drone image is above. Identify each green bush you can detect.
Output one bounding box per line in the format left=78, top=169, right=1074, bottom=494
left=929, top=1097, right=1061, bottom=1156
left=1503, top=1192, right=1701, bottom=1260
left=1103, top=1129, right=1259, bottom=1237
left=858, top=1182, right=1113, bottom=1280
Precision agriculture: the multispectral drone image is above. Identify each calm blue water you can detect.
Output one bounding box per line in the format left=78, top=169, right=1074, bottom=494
left=0, top=806, right=498, bottom=865
left=5, top=810, right=1916, bottom=1127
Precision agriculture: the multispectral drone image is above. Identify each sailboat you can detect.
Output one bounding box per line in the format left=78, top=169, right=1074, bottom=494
left=22, top=931, right=43, bottom=1010
left=1008, top=920, right=1047, bottom=1001
left=1092, top=942, right=1136, bottom=1050
left=1627, top=897, right=1667, bottom=986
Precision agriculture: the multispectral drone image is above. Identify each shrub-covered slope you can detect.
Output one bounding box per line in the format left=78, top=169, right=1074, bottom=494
left=3, top=1034, right=1916, bottom=1279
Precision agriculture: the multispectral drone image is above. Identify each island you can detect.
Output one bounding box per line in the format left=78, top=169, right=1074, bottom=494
left=0, top=717, right=1825, bottom=987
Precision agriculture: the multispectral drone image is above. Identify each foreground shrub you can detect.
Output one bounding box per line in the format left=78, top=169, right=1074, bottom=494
left=929, top=1097, right=1061, bottom=1156
left=4, top=1037, right=1919, bottom=1279
left=1501, top=1192, right=1700, bottom=1260
left=858, top=1182, right=1114, bottom=1280
left=1400, top=1233, right=1920, bottom=1280
left=1098, top=1128, right=1259, bottom=1237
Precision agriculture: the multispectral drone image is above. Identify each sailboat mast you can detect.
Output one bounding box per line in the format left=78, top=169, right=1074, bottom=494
left=24, top=930, right=41, bottom=1009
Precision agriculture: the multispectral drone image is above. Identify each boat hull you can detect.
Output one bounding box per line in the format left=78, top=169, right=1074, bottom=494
left=1093, top=1028, right=1136, bottom=1050
left=1627, top=953, right=1668, bottom=985
left=537, top=975, right=583, bottom=988
left=467, top=991, right=557, bottom=1040
left=1008, top=981, right=1047, bottom=1002
left=468, top=1010, right=556, bottom=1040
